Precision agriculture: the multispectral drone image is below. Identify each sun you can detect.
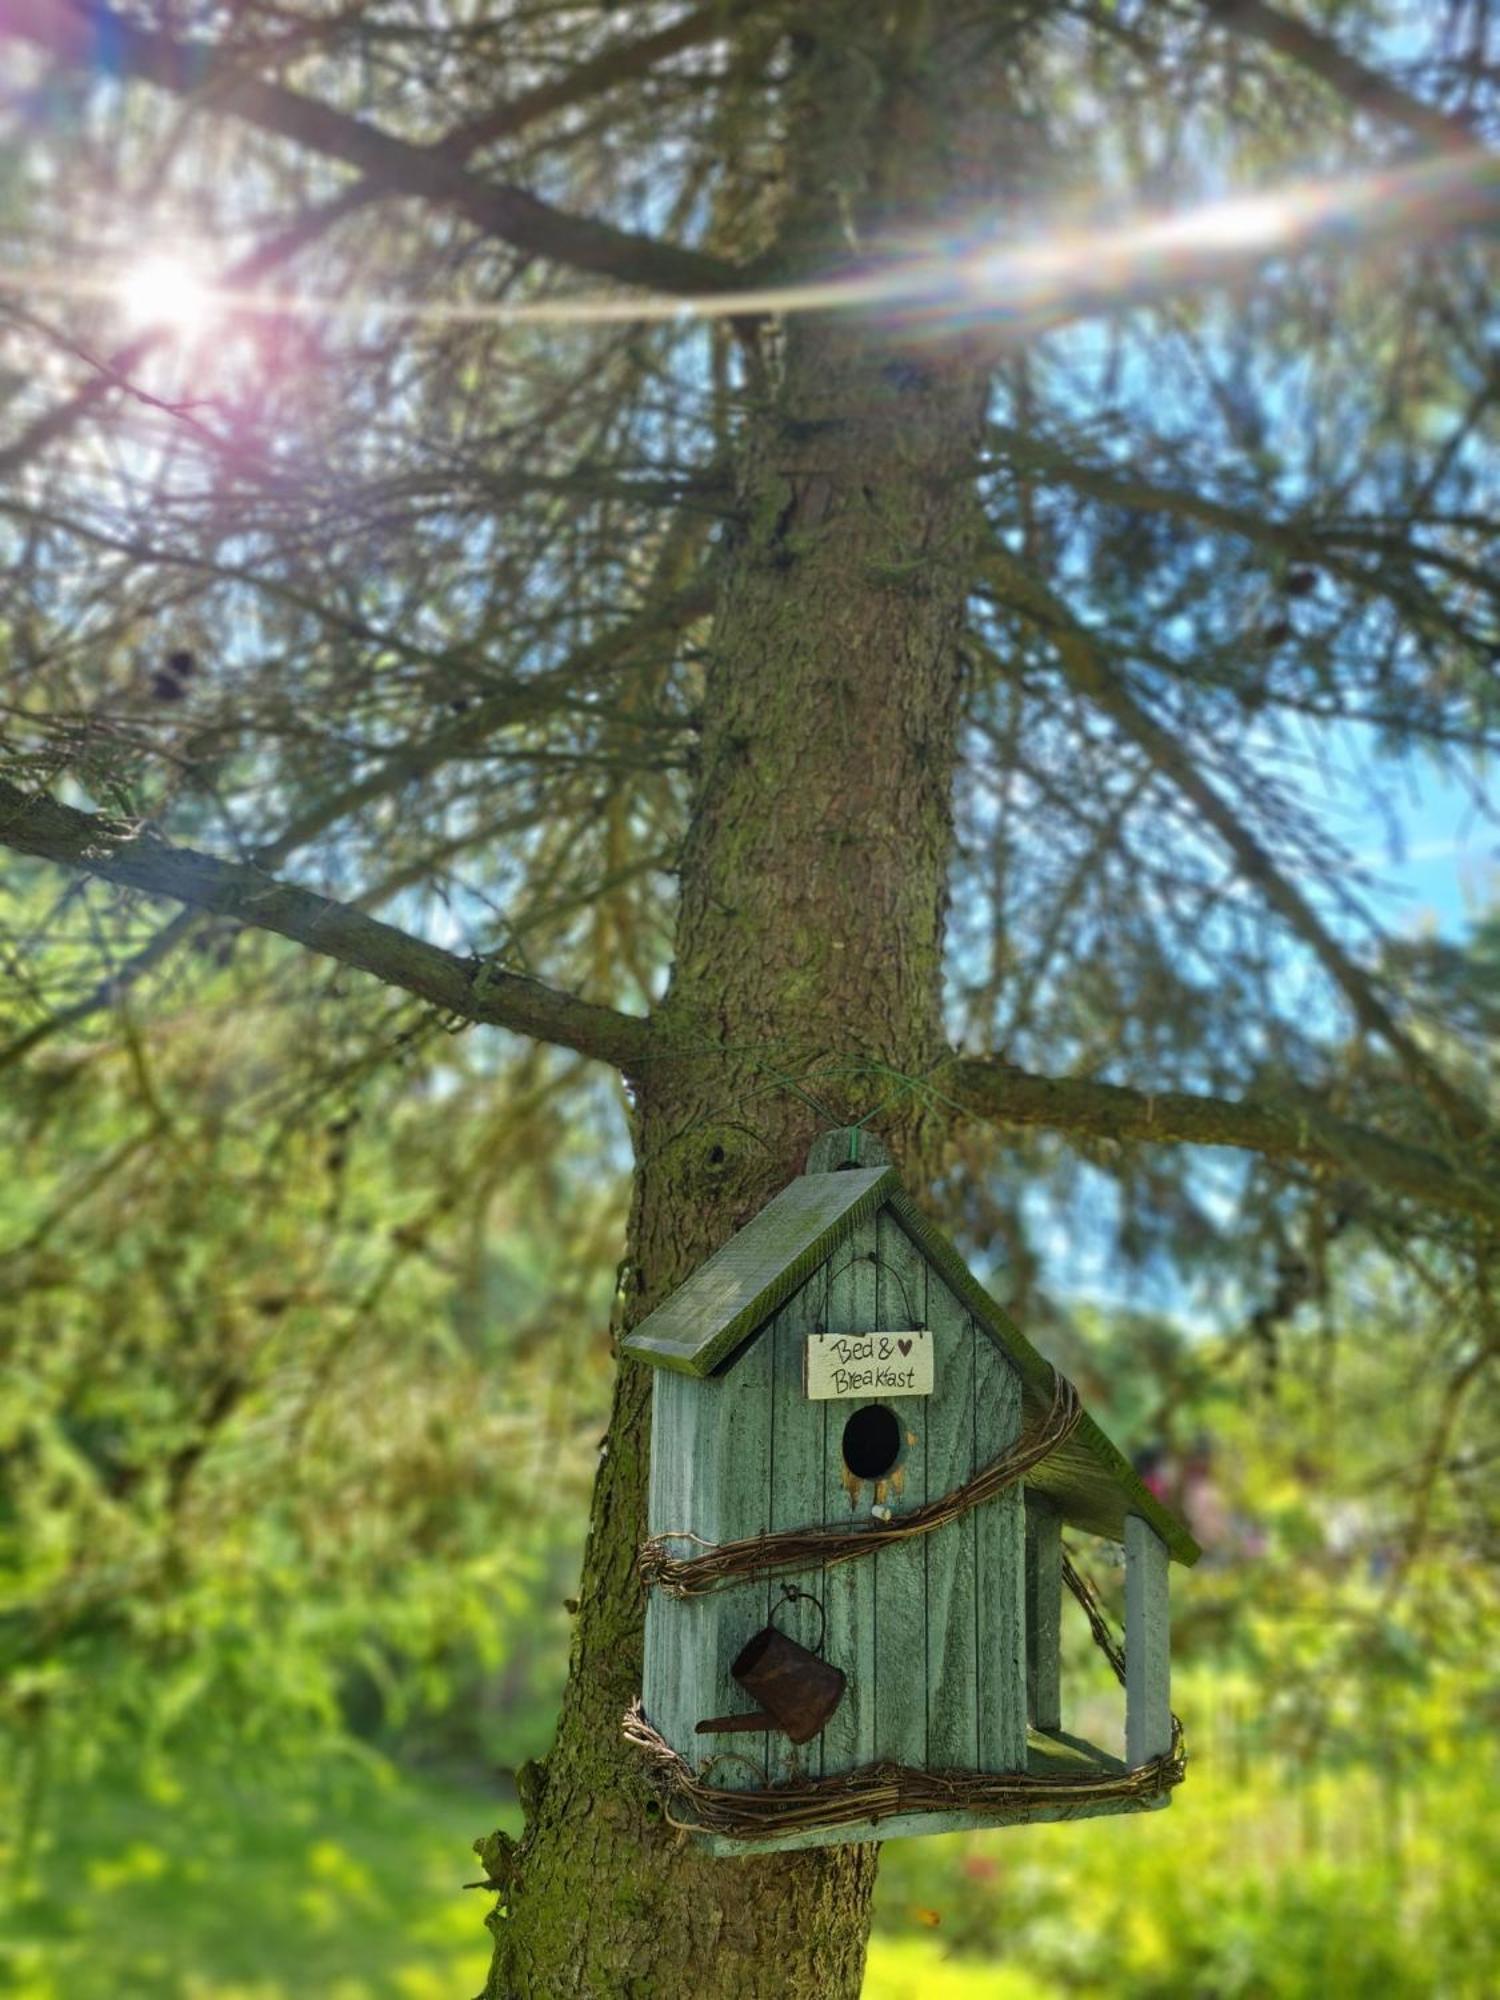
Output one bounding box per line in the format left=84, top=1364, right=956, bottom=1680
left=117, top=252, right=217, bottom=338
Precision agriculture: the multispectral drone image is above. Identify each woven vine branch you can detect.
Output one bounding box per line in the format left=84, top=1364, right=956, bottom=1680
left=637, top=1371, right=1083, bottom=1598
left=623, top=1704, right=1184, bottom=1839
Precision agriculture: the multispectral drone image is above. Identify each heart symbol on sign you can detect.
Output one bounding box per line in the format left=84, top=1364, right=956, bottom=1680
left=898, top=1338, right=913, bottom=1356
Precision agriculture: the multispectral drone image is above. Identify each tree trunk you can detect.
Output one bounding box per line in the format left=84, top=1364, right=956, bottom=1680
left=485, top=10, right=1007, bottom=1993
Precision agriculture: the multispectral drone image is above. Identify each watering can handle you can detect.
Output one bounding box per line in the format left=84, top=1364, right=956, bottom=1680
left=773, top=1581, right=827, bottom=1655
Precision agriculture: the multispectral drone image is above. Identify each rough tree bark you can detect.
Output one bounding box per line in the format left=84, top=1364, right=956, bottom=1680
left=483, top=9, right=1010, bottom=1996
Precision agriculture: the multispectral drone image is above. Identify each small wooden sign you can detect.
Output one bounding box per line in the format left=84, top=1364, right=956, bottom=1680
left=805, top=1331, right=934, bottom=1401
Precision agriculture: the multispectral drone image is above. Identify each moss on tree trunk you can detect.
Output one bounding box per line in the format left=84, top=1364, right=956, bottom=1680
left=484, top=11, right=1008, bottom=1993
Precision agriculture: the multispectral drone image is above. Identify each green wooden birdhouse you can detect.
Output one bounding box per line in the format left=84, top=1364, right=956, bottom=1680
left=622, top=1130, right=1199, bottom=1854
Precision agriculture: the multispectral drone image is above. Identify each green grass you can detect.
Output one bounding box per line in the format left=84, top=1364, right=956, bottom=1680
left=1, top=1758, right=507, bottom=2000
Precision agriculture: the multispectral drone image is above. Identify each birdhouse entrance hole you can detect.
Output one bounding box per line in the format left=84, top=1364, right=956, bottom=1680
left=841, top=1403, right=902, bottom=1481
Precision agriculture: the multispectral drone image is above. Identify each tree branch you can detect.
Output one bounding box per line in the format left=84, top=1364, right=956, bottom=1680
left=442, top=2, right=755, bottom=159
left=982, top=424, right=1497, bottom=732
left=3, top=0, right=736, bottom=297
left=0, top=777, right=653, bottom=1072
left=0, top=188, right=363, bottom=486
left=944, top=1054, right=1500, bottom=1228
left=256, top=580, right=713, bottom=867
left=0, top=905, right=198, bottom=1072
left=983, top=544, right=1488, bottom=1138
left=1204, top=0, right=1486, bottom=156
left=0, top=8, right=745, bottom=482
left=983, top=421, right=1450, bottom=596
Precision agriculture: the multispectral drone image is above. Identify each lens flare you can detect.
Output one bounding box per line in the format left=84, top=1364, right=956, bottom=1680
left=117, top=253, right=216, bottom=337
left=1137, top=191, right=1294, bottom=255
left=6, top=149, right=1489, bottom=339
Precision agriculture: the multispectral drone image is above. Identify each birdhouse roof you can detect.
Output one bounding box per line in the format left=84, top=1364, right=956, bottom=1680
left=621, top=1157, right=1200, bottom=1565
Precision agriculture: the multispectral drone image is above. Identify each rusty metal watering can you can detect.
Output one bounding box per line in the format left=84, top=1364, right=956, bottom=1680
left=696, top=1620, right=846, bottom=1744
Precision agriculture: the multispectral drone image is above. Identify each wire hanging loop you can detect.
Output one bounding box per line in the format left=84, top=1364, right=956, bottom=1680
left=771, top=1582, right=827, bottom=1656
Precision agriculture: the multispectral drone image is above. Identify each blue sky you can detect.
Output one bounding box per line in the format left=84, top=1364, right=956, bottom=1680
left=1352, top=766, right=1497, bottom=940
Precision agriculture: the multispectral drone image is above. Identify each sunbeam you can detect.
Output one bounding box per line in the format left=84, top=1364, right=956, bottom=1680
left=11, top=149, right=1498, bottom=339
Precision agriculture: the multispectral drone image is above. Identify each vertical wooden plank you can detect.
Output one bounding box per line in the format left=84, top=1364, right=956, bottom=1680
left=695, top=1328, right=776, bottom=1791
left=1125, top=1513, right=1171, bottom=1768
left=974, top=1316, right=1027, bottom=1772
left=642, top=1371, right=715, bottom=1764
left=870, top=1206, right=928, bottom=1767
left=765, top=1277, right=832, bottom=1784
left=920, top=1268, right=978, bottom=1773
left=818, top=1220, right=879, bottom=1777
left=1025, top=1494, right=1063, bottom=1733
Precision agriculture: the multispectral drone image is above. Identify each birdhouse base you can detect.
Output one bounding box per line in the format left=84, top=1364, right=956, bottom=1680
left=685, top=1729, right=1171, bottom=1857
left=694, top=1790, right=1169, bottom=1856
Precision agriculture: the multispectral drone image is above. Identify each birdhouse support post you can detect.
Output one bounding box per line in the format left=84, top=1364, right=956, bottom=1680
left=1124, top=1513, right=1171, bottom=1770
left=1025, top=1496, right=1063, bottom=1734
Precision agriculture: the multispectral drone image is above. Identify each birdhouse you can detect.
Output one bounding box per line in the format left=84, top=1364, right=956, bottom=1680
left=622, top=1130, right=1199, bottom=1853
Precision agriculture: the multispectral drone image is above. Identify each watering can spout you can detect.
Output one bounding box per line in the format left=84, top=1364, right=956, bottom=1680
left=695, top=1625, right=846, bottom=1745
